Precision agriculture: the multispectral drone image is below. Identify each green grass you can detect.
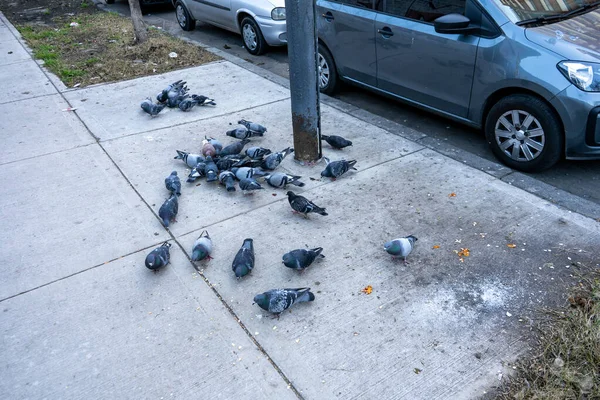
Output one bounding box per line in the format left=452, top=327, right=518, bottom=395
left=495, top=268, right=600, bottom=399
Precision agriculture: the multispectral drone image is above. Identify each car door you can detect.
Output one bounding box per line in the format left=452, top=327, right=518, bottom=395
left=317, top=0, right=377, bottom=86
left=190, top=0, right=232, bottom=27
left=375, top=0, right=479, bottom=117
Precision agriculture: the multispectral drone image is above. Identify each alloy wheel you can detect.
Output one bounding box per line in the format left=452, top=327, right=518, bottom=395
left=494, top=110, right=545, bottom=162
left=318, top=53, right=330, bottom=89
left=176, top=5, right=186, bottom=27
left=243, top=24, right=257, bottom=51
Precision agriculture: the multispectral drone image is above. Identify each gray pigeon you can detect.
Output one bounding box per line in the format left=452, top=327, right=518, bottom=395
left=232, top=238, right=254, bottom=278
left=158, top=193, right=178, bottom=227
left=226, top=126, right=252, bottom=140
left=157, top=80, right=185, bottom=103
left=384, top=235, right=418, bottom=264
left=204, top=156, right=218, bottom=182
left=282, top=248, right=324, bottom=271
left=145, top=242, right=171, bottom=271
left=167, top=83, right=189, bottom=108
left=218, top=171, right=236, bottom=192
left=141, top=98, right=166, bottom=117
left=264, top=172, right=305, bottom=189
left=245, top=146, right=272, bottom=159
left=187, top=162, right=206, bottom=182
left=174, top=150, right=205, bottom=168
left=220, top=139, right=250, bottom=156
left=205, top=136, right=223, bottom=154
left=191, top=230, right=213, bottom=261
left=216, top=155, right=244, bottom=171
left=165, top=171, right=181, bottom=196
left=321, top=158, right=357, bottom=180
left=191, top=94, right=216, bottom=106
left=178, top=97, right=198, bottom=112
left=238, top=119, right=267, bottom=135
left=261, top=147, right=294, bottom=170
left=253, top=288, right=315, bottom=317
left=286, top=191, right=327, bottom=217
left=321, top=134, right=353, bottom=149
left=239, top=177, right=264, bottom=193
left=231, top=166, right=268, bottom=181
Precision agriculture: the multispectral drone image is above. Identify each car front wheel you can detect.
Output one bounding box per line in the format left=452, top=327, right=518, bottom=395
left=241, top=17, right=267, bottom=55
left=175, top=1, right=196, bottom=31
left=318, top=44, right=339, bottom=95
left=485, top=94, right=562, bottom=172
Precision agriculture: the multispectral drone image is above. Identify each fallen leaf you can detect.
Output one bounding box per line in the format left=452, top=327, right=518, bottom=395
left=432, top=245, right=440, bottom=249
left=414, top=368, right=422, bottom=374
left=507, top=244, right=516, bottom=248
left=361, top=285, right=373, bottom=295
left=457, top=248, right=470, bottom=257
left=448, top=192, right=457, bottom=197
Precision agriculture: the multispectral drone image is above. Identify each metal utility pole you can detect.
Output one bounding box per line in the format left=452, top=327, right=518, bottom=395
left=285, top=0, right=322, bottom=163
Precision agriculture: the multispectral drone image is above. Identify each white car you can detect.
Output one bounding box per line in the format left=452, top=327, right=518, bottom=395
left=173, top=0, right=287, bottom=55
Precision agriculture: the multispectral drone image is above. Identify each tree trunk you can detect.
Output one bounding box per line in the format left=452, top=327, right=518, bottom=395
left=128, top=0, right=148, bottom=44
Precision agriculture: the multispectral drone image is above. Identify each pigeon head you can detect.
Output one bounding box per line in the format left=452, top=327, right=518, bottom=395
left=384, top=240, right=400, bottom=253
left=253, top=293, right=269, bottom=311
left=146, top=254, right=156, bottom=268
left=286, top=191, right=295, bottom=198
left=407, top=235, right=418, bottom=244
left=192, top=248, right=207, bottom=261
left=321, top=168, right=332, bottom=178
left=170, top=171, right=178, bottom=176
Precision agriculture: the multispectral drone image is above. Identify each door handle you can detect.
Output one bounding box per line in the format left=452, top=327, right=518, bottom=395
left=378, top=27, right=394, bottom=37
left=322, top=12, right=334, bottom=22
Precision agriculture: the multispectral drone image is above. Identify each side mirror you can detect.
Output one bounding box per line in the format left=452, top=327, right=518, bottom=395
left=434, top=13, right=477, bottom=34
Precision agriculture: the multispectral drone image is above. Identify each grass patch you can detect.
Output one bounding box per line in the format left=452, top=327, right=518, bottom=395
left=18, top=12, right=220, bottom=87
left=495, top=267, right=600, bottom=399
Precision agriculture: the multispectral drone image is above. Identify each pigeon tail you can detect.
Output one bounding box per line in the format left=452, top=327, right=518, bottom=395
left=174, top=150, right=186, bottom=160
left=348, top=160, right=358, bottom=170
left=312, top=247, right=325, bottom=258
left=296, top=288, right=315, bottom=303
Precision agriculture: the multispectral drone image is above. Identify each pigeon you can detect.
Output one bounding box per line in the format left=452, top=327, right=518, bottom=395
left=253, top=288, right=315, bottom=317
left=216, top=156, right=243, bottom=171
left=141, top=98, right=166, bottom=117
left=205, top=136, right=223, bottom=154
left=264, top=172, right=305, bottom=189
left=165, top=171, right=181, bottom=196
left=202, top=141, right=217, bottom=158
left=261, top=147, right=294, bottom=170
left=232, top=238, right=254, bottom=278
left=245, top=146, right=272, bottom=159
left=238, top=119, right=267, bottom=135
left=187, top=162, right=206, bottom=182
left=286, top=191, right=328, bottom=217
left=145, top=242, right=171, bottom=271
left=167, top=83, right=189, bottom=108
left=204, top=156, right=218, bottom=182
left=384, top=235, right=418, bottom=264
left=321, top=134, right=353, bottom=149
left=231, top=156, right=262, bottom=168
left=157, top=80, right=185, bottom=103
left=282, top=248, right=324, bottom=271
left=239, top=177, right=264, bottom=193
left=191, top=94, right=216, bottom=106
left=191, top=230, right=213, bottom=261
left=218, top=171, right=236, bottom=192
left=226, top=126, right=252, bottom=140
left=174, top=150, right=204, bottom=168
left=231, top=167, right=268, bottom=181
left=158, top=193, right=178, bottom=227
left=321, top=158, right=357, bottom=180
left=178, top=97, right=197, bottom=112
left=220, top=139, right=250, bottom=156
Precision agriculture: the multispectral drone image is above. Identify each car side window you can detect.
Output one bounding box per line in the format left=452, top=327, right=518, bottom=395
left=337, top=0, right=375, bottom=9
left=404, top=0, right=466, bottom=22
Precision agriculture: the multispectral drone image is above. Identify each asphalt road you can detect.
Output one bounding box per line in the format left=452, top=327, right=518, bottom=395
left=105, top=1, right=600, bottom=215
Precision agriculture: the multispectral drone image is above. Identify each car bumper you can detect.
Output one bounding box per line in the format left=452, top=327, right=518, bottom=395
left=255, top=16, right=287, bottom=47
left=551, top=85, right=600, bottom=160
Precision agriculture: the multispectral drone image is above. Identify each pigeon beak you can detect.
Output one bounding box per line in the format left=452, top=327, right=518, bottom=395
left=251, top=302, right=255, bottom=306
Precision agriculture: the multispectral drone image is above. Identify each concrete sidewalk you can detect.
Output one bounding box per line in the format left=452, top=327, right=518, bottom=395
left=1, top=12, right=599, bottom=399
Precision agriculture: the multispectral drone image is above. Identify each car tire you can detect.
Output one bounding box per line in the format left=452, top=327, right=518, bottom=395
left=241, top=17, right=268, bottom=55
left=485, top=94, right=562, bottom=172
left=318, top=44, right=339, bottom=95
left=175, top=1, right=196, bottom=31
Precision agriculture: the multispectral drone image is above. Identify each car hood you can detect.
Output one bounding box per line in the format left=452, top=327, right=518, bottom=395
left=524, top=8, right=600, bottom=62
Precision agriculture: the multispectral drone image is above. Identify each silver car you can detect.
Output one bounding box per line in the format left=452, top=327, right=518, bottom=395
left=173, top=0, right=287, bottom=55
left=316, top=0, right=600, bottom=172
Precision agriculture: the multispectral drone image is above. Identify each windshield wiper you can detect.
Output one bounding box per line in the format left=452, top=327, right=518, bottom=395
left=516, top=0, right=600, bottom=26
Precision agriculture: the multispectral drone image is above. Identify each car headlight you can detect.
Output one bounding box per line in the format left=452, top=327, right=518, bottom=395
left=271, top=7, right=286, bottom=21
left=557, top=61, right=600, bottom=92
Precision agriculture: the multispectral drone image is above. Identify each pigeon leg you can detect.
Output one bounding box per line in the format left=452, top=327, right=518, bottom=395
left=403, top=257, right=410, bottom=265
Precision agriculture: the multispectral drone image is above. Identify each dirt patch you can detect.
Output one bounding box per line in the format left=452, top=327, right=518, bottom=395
left=1, top=0, right=220, bottom=87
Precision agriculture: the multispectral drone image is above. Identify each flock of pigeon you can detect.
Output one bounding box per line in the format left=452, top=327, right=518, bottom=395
left=143, top=79, right=419, bottom=318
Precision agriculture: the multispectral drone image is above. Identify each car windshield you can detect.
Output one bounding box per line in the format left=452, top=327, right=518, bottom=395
left=491, top=0, right=600, bottom=23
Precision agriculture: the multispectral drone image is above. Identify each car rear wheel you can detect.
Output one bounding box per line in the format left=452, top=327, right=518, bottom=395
left=485, top=94, right=562, bottom=172
left=175, top=1, right=196, bottom=31
left=318, top=44, right=339, bottom=95
left=241, top=17, right=267, bottom=55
